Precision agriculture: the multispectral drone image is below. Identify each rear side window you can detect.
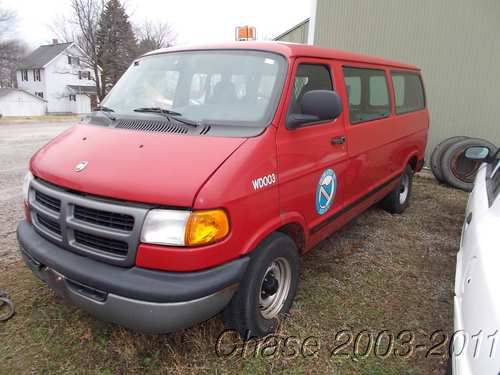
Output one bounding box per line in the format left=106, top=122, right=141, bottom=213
left=343, top=67, right=390, bottom=124
left=391, top=71, right=425, bottom=114
left=344, top=76, right=361, bottom=106
left=290, top=64, right=333, bottom=114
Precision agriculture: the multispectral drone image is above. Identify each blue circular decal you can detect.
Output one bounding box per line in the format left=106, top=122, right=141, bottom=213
left=316, top=169, right=337, bottom=215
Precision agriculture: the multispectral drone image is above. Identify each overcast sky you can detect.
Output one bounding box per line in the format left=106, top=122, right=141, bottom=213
left=3, top=0, right=311, bottom=49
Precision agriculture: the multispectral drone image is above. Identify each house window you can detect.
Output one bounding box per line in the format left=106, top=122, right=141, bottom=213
left=69, top=94, right=77, bottom=102
left=35, top=92, right=44, bottom=98
left=21, top=70, right=28, bottom=81
left=67, top=56, right=72, bottom=64
left=75, top=57, right=80, bottom=66
left=33, top=69, right=41, bottom=81
left=78, top=71, right=82, bottom=80
left=87, top=72, right=92, bottom=80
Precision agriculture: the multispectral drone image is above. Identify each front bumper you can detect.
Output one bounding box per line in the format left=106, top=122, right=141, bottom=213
left=17, top=220, right=248, bottom=333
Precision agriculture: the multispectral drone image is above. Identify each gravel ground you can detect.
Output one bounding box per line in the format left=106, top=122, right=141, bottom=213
left=0, top=121, right=75, bottom=265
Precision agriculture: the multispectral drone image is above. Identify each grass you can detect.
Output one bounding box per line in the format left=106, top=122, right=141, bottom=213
left=0, top=115, right=80, bottom=124
left=0, top=176, right=466, bottom=374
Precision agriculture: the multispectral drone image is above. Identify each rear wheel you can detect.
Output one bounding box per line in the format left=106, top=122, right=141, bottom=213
left=381, top=165, right=413, bottom=214
left=223, top=232, right=300, bottom=338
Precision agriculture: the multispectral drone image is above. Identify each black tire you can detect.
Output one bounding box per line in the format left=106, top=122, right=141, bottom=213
left=430, top=136, right=469, bottom=183
left=223, top=232, right=300, bottom=338
left=440, top=137, right=496, bottom=191
left=381, top=165, right=413, bottom=214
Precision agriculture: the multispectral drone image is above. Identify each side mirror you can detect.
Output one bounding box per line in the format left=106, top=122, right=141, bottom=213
left=287, top=90, right=343, bottom=129
left=465, top=146, right=492, bottom=162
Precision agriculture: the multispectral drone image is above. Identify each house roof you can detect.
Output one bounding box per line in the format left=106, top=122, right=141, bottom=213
left=0, top=88, right=47, bottom=102
left=18, top=42, right=72, bottom=70
left=67, top=85, right=97, bottom=95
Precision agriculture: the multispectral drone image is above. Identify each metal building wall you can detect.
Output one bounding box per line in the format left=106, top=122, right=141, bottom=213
left=274, top=19, right=309, bottom=44
left=313, top=0, right=500, bottom=159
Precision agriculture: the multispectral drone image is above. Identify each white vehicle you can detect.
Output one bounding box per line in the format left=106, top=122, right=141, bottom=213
left=452, top=146, right=500, bottom=375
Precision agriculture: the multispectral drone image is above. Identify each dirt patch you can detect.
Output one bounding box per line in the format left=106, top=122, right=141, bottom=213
left=0, top=176, right=466, bottom=374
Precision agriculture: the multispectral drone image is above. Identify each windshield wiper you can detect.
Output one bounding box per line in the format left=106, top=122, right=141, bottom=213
left=133, top=107, right=199, bottom=127
left=134, top=107, right=181, bottom=116
left=94, top=105, right=116, bottom=121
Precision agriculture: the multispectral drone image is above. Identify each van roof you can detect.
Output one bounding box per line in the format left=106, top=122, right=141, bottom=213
left=144, top=41, right=420, bottom=71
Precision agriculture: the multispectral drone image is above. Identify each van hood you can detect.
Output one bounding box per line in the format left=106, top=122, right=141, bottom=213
left=30, top=124, right=246, bottom=207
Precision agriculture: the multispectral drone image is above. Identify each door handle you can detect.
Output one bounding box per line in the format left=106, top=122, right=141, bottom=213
left=331, top=136, right=346, bottom=145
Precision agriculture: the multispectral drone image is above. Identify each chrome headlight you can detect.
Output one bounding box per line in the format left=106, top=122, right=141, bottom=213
left=140, top=209, right=191, bottom=246
left=22, top=171, right=34, bottom=203
left=140, top=208, right=230, bottom=247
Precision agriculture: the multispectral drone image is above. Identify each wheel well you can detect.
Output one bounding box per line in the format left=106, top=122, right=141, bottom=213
left=408, top=155, right=418, bottom=172
left=276, top=222, right=305, bottom=253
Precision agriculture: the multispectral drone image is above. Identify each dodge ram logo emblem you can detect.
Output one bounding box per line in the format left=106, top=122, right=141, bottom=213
left=74, top=160, right=88, bottom=172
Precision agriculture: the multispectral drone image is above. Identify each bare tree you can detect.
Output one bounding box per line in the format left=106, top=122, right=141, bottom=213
left=71, top=0, right=104, bottom=98
left=50, top=1, right=177, bottom=98
left=136, top=20, right=176, bottom=55
left=50, top=0, right=104, bottom=98
left=0, top=3, right=27, bottom=87
left=48, top=14, right=77, bottom=43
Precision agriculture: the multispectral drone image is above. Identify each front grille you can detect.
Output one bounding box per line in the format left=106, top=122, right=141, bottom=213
left=37, top=213, right=62, bottom=236
left=74, top=205, right=134, bottom=231
left=35, top=190, right=61, bottom=212
left=74, top=231, right=128, bottom=256
left=28, top=178, right=149, bottom=267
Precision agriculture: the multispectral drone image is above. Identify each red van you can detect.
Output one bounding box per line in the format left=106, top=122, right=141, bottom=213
left=17, top=42, right=428, bottom=338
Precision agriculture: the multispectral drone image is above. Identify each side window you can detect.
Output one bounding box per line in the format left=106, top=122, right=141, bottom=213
left=391, top=71, right=425, bottom=114
left=135, top=70, right=179, bottom=109
left=343, top=67, right=390, bottom=124
left=189, top=73, right=209, bottom=103
left=289, top=64, right=333, bottom=115
left=257, top=75, right=277, bottom=100
left=369, top=76, right=389, bottom=106
left=231, top=74, right=247, bottom=100
left=344, top=76, right=361, bottom=106
left=189, top=73, right=250, bottom=105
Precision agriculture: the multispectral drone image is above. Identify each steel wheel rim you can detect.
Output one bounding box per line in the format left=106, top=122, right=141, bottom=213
left=450, top=147, right=480, bottom=183
left=259, top=257, right=292, bottom=319
left=399, top=173, right=410, bottom=204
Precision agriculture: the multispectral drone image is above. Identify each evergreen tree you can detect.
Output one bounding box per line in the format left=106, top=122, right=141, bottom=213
left=96, top=0, right=137, bottom=96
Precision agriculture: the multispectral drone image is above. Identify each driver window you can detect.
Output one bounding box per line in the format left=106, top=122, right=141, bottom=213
left=289, top=64, right=333, bottom=115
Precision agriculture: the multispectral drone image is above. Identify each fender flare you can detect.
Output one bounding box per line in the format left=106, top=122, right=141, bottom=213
left=403, top=151, right=420, bottom=173
left=239, top=212, right=307, bottom=256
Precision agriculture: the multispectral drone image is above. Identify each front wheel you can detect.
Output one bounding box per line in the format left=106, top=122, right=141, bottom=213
left=381, top=165, right=413, bottom=214
left=223, top=232, right=300, bottom=338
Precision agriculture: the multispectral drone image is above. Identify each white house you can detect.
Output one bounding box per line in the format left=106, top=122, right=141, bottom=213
left=0, top=88, right=47, bottom=117
left=16, top=40, right=98, bottom=114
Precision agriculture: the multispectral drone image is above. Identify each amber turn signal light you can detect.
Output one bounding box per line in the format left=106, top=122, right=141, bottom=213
left=185, top=209, right=230, bottom=246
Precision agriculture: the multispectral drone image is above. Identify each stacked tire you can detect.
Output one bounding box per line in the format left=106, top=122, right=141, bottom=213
left=431, top=137, right=496, bottom=191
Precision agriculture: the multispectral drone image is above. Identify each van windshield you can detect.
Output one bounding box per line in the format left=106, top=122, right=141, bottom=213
left=102, top=50, right=287, bottom=128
